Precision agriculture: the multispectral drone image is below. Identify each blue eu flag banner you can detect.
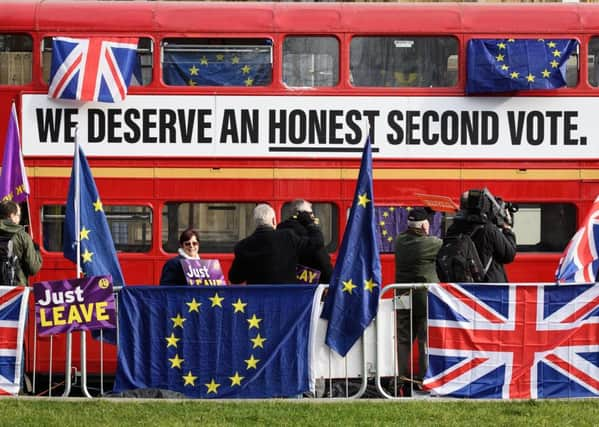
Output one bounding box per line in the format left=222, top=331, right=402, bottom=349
left=163, top=50, right=271, bottom=87
left=322, top=138, right=381, bottom=357
left=63, top=145, right=125, bottom=286
left=466, top=39, right=578, bottom=94
left=113, top=285, right=316, bottom=398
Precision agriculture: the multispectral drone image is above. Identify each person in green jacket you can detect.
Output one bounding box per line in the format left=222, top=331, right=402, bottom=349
left=394, top=207, right=442, bottom=396
left=0, top=200, right=42, bottom=286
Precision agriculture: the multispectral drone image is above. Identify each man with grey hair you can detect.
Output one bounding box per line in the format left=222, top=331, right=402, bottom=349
left=229, top=203, right=325, bottom=285
left=277, top=199, right=333, bottom=283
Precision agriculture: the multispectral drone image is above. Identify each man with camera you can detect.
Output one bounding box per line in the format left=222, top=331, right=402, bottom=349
left=445, top=189, right=517, bottom=282
left=277, top=199, right=333, bottom=284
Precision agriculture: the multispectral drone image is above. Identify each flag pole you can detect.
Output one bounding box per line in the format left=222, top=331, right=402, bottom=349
left=74, top=127, right=81, bottom=279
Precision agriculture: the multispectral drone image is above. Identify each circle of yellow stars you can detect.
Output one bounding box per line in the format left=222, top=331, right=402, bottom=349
left=165, top=292, right=268, bottom=396
left=494, top=39, right=563, bottom=83
left=186, top=54, right=256, bottom=87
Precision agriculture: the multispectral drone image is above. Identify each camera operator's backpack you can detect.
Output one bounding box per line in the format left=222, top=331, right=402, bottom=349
left=436, top=226, right=488, bottom=283
left=0, top=235, right=18, bottom=286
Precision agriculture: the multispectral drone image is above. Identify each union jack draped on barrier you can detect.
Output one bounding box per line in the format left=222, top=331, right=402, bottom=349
left=424, top=282, right=599, bottom=399
left=0, top=287, right=29, bottom=396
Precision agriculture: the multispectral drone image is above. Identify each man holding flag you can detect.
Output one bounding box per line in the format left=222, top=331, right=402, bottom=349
left=322, top=136, right=381, bottom=357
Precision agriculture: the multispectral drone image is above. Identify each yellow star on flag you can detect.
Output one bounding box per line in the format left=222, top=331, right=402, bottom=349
left=245, top=355, right=260, bottom=369
left=383, top=211, right=389, bottom=217
left=182, top=371, right=197, bottom=386
left=550, top=60, right=559, bottom=68
left=342, top=279, right=357, bottom=294
left=495, top=54, right=504, bottom=62
left=93, top=198, right=103, bottom=212
left=547, top=41, right=556, bottom=48
left=205, top=379, right=220, bottom=394
left=165, top=332, right=180, bottom=348
left=510, top=71, right=520, bottom=79
left=364, top=278, right=378, bottom=293
left=501, top=64, right=509, bottom=71
left=232, top=298, right=247, bottom=313
left=81, top=249, right=94, bottom=263
left=247, top=314, right=262, bottom=329
left=250, top=333, right=267, bottom=349
left=231, top=56, right=240, bottom=64
left=200, top=56, right=208, bottom=65
left=497, top=42, right=506, bottom=49
left=552, top=49, right=561, bottom=58
left=542, top=69, right=551, bottom=78
left=171, top=313, right=186, bottom=328
left=186, top=298, right=201, bottom=312
left=79, top=227, right=91, bottom=240
left=229, top=372, right=244, bottom=386
left=357, top=193, right=370, bottom=208
left=241, top=65, right=251, bottom=74
left=244, top=77, right=254, bottom=87
left=526, top=73, right=535, bottom=82
left=189, top=65, right=199, bottom=76
left=169, top=354, right=184, bottom=369
left=209, top=292, right=224, bottom=307
left=216, top=54, right=224, bottom=61
left=187, top=80, right=197, bottom=86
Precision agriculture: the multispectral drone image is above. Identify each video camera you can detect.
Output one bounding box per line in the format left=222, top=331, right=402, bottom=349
left=462, top=188, right=518, bottom=227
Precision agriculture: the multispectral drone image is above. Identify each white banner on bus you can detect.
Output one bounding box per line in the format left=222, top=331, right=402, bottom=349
left=21, top=94, right=597, bottom=159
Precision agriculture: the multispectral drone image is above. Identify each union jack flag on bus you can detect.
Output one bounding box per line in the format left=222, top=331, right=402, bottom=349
left=48, top=36, right=138, bottom=103
left=0, top=287, right=29, bottom=396
left=555, top=196, right=599, bottom=284
left=424, top=282, right=599, bottom=399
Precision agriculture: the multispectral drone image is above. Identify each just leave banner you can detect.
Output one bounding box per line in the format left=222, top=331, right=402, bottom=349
left=20, top=94, right=597, bottom=159
left=33, top=275, right=116, bottom=336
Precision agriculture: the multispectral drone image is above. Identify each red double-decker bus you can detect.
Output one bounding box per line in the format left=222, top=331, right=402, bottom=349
left=1, top=1, right=598, bottom=383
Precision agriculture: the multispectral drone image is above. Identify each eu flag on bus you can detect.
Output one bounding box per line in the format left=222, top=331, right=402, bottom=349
left=63, top=145, right=124, bottom=286
left=113, top=285, right=316, bottom=398
left=321, top=137, right=381, bottom=357
left=555, top=195, right=599, bottom=284
left=466, top=39, right=578, bottom=94
left=0, top=102, right=29, bottom=203
left=163, top=49, right=271, bottom=87
left=49, top=36, right=138, bottom=103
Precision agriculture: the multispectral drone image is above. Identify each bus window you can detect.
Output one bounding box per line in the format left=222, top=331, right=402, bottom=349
left=513, top=203, right=576, bottom=252
left=41, top=205, right=152, bottom=253
left=374, top=206, right=444, bottom=254
left=588, top=37, right=599, bottom=87
left=0, top=34, right=32, bottom=85
left=565, top=46, right=579, bottom=87
left=162, top=38, right=272, bottom=87
left=350, top=36, right=458, bottom=88
left=162, top=202, right=257, bottom=253
left=281, top=202, right=338, bottom=252
left=42, top=37, right=153, bottom=85
left=282, top=36, right=339, bottom=87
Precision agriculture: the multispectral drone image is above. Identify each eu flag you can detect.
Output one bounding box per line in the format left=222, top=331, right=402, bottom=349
left=322, top=138, right=381, bottom=357
left=63, top=145, right=124, bottom=285
left=466, top=39, right=578, bottom=94
left=113, top=285, right=316, bottom=398
left=163, top=50, right=271, bottom=87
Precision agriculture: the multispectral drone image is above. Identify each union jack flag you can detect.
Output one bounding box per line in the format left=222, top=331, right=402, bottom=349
left=0, top=287, right=29, bottom=396
left=424, top=282, right=599, bottom=399
left=48, top=36, right=138, bottom=103
left=555, top=195, right=599, bottom=284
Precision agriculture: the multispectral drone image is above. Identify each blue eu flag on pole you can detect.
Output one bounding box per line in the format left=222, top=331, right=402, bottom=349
left=113, top=285, right=316, bottom=398
left=322, top=137, right=381, bottom=357
left=466, top=39, right=578, bottom=95
left=63, top=145, right=125, bottom=285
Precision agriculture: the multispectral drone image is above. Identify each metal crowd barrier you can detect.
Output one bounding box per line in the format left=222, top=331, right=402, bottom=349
left=28, top=283, right=425, bottom=399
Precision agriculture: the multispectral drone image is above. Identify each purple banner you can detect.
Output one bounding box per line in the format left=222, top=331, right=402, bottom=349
left=180, top=259, right=226, bottom=286
left=0, top=103, right=29, bottom=203
left=33, top=275, right=116, bottom=336
left=296, top=264, right=321, bottom=284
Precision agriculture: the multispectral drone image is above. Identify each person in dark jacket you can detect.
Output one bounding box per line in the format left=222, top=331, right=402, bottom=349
left=229, top=203, right=324, bottom=285
left=446, top=190, right=517, bottom=283
left=0, top=201, right=42, bottom=286
left=160, top=228, right=201, bottom=286
left=394, top=207, right=442, bottom=395
left=276, top=199, right=333, bottom=284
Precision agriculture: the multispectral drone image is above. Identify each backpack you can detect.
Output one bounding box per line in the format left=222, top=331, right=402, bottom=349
left=436, top=225, right=488, bottom=283
left=0, top=235, right=18, bottom=286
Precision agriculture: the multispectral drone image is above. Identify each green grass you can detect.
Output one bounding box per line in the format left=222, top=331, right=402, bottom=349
left=1, top=398, right=599, bottom=427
